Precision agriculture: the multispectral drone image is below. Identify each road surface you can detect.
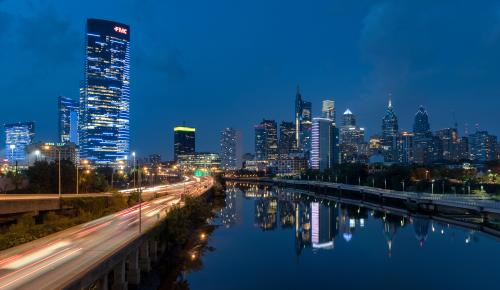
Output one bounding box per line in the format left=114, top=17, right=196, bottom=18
left=0, top=176, right=213, bottom=290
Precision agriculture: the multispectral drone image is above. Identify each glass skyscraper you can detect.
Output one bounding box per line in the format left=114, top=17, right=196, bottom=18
left=254, top=120, right=278, bottom=161
left=79, top=19, right=130, bottom=165
left=58, top=96, right=78, bottom=143
left=381, top=99, right=399, bottom=161
left=174, top=126, right=196, bottom=161
left=4, top=122, right=35, bottom=165
left=311, top=117, right=339, bottom=170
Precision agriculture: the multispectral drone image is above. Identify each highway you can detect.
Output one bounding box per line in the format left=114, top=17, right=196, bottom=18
left=0, top=176, right=212, bottom=290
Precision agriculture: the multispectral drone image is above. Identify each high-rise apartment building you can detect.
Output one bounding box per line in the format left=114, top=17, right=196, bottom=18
left=79, top=19, right=130, bottom=165
left=310, top=117, right=339, bottom=170
left=220, top=128, right=242, bottom=170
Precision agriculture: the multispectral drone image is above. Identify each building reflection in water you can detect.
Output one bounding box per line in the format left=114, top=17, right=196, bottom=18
left=224, top=183, right=485, bottom=258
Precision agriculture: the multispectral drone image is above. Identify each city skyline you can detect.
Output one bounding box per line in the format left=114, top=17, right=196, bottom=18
left=1, top=1, right=500, bottom=159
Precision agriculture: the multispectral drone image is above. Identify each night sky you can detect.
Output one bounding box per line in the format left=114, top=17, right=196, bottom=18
left=1, top=0, right=499, bottom=159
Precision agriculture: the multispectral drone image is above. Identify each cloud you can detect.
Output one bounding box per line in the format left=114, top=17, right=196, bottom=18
left=16, top=6, right=80, bottom=67
left=359, top=0, right=500, bottom=100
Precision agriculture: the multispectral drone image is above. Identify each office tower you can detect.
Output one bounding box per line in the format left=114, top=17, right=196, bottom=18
left=300, top=101, right=312, bottom=158
left=412, top=106, right=434, bottom=164
left=4, top=122, right=35, bottom=165
left=341, top=108, right=356, bottom=127
left=310, top=117, right=340, bottom=170
left=79, top=19, right=130, bottom=165
left=295, top=86, right=303, bottom=149
left=435, top=128, right=459, bottom=161
left=413, top=106, right=431, bottom=137
left=457, top=136, right=469, bottom=161
left=322, top=100, right=335, bottom=124
left=294, top=85, right=312, bottom=157
left=381, top=99, right=399, bottom=162
left=339, top=109, right=365, bottom=163
left=278, top=121, right=296, bottom=158
left=311, top=202, right=338, bottom=250
left=58, top=96, right=79, bottom=144
left=220, top=128, right=243, bottom=170
left=254, top=119, right=278, bottom=161
left=174, top=126, right=196, bottom=161
left=396, top=131, right=414, bottom=163
left=469, top=130, right=497, bottom=162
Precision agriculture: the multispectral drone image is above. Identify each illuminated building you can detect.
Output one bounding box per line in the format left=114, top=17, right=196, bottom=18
left=435, top=128, right=459, bottom=161
left=177, top=152, right=220, bottom=171
left=381, top=99, right=399, bottom=162
left=174, top=126, right=196, bottom=161
left=310, top=117, right=339, bottom=170
left=468, top=130, right=497, bottom=162
left=321, top=100, right=335, bottom=125
left=220, top=128, right=243, bottom=170
left=412, top=106, right=434, bottom=164
left=26, top=142, right=78, bottom=165
left=278, top=121, right=296, bottom=158
left=254, top=119, right=278, bottom=161
left=311, top=202, right=338, bottom=250
left=79, top=19, right=130, bottom=165
left=339, top=109, right=366, bottom=163
left=396, top=131, right=414, bottom=163
left=294, top=85, right=312, bottom=158
left=275, top=157, right=308, bottom=176
left=58, top=96, right=78, bottom=143
left=4, top=122, right=35, bottom=165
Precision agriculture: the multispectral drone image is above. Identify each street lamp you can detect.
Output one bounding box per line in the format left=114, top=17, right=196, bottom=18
left=132, top=152, right=136, bottom=189
left=402, top=180, right=405, bottom=192
left=76, top=159, right=89, bottom=195
left=425, top=170, right=429, bottom=180
left=34, top=150, right=40, bottom=162
left=44, top=145, right=61, bottom=198
left=431, top=179, right=435, bottom=194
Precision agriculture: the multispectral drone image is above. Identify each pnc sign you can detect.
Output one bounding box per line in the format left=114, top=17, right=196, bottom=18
left=114, top=26, right=128, bottom=34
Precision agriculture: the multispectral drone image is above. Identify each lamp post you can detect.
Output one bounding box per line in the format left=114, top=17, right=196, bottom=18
left=138, top=161, right=142, bottom=233
left=384, top=178, right=387, bottom=190
left=132, top=152, right=136, bottom=189
left=44, top=145, right=61, bottom=198
left=425, top=170, right=429, bottom=180
left=34, top=150, right=40, bottom=164
left=76, top=160, right=88, bottom=195
left=431, top=179, right=435, bottom=194
left=402, top=180, right=405, bottom=192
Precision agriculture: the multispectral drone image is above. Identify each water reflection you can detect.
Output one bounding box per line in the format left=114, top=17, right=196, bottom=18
left=229, top=183, right=498, bottom=257
left=183, top=183, right=500, bottom=290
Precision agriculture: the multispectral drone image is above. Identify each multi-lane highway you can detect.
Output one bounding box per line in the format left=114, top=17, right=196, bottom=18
left=0, top=176, right=212, bottom=290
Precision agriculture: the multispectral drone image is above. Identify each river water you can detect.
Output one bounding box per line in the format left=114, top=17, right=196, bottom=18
left=183, top=183, right=500, bottom=290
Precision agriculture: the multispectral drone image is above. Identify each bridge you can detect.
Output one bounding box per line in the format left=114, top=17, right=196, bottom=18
left=0, top=176, right=213, bottom=290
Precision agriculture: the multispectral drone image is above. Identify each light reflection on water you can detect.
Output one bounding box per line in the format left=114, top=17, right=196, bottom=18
left=185, top=184, right=500, bottom=290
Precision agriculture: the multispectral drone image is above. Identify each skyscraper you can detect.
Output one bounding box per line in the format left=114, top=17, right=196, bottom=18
left=469, top=130, right=497, bottom=162
left=295, top=86, right=303, bottom=149
left=58, top=96, right=78, bottom=144
left=254, top=119, right=278, bottom=161
left=381, top=99, right=399, bottom=161
left=321, top=100, right=335, bottom=124
left=396, top=131, right=414, bottom=163
left=4, top=122, right=35, bottom=165
left=294, top=85, right=312, bottom=157
left=413, top=106, right=433, bottom=164
left=278, top=121, right=296, bottom=158
left=174, top=126, right=196, bottom=161
left=413, top=106, right=431, bottom=137
left=339, top=109, right=365, bottom=163
left=311, top=117, right=339, bottom=170
left=435, top=128, right=459, bottom=161
left=79, top=19, right=130, bottom=165
left=220, top=128, right=242, bottom=170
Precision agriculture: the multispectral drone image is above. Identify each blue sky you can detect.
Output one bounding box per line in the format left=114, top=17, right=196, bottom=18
left=0, top=0, right=499, bottom=159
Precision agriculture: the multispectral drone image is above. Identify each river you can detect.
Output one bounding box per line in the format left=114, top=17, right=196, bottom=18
left=179, top=183, right=500, bottom=290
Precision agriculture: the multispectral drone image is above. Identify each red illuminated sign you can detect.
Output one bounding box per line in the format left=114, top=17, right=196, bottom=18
left=114, top=26, right=128, bottom=34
